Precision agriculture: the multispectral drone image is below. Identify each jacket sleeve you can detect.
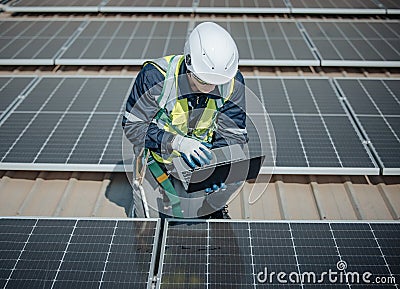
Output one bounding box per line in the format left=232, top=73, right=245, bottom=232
left=212, top=71, right=248, bottom=148
left=122, top=64, right=175, bottom=154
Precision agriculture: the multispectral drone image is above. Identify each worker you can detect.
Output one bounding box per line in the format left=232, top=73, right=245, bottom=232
left=122, top=21, right=248, bottom=219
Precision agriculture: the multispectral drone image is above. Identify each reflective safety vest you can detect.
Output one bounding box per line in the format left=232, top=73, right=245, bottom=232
left=144, top=55, right=236, bottom=163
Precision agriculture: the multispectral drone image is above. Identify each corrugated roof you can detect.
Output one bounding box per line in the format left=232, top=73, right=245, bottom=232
left=1, top=171, right=399, bottom=220
left=0, top=171, right=130, bottom=218
left=230, top=175, right=400, bottom=220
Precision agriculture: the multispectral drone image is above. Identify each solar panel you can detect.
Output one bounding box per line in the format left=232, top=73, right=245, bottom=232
left=195, top=0, right=290, bottom=14
left=158, top=220, right=400, bottom=289
left=0, top=217, right=160, bottom=289
left=246, top=76, right=378, bottom=175
left=301, top=20, right=400, bottom=67
left=0, top=76, right=134, bottom=171
left=10, top=19, right=400, bottom=68
left=3, top=0, right=102, bottom=12
left=194, top=20, right=319, bottom=67
left=0, top=75, right=380, bottom=174
left=290, top=0, right=385, bottom=14
left=100, top=0, right=194, bottom=13
left=0, top=76, right=36, bottom=118
left=56, top=20, right=189, bottom=66
left=55, top=19, right=319, bottom=66
left=334, top=78, right=400, bottom=175
left=0, top=20, right=84, bottom=65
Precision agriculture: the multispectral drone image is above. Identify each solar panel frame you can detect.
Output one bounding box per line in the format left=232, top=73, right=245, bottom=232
left=5, top=0, right=396, bottom=15
left=3, top=0, right=102, bottom=12
left=301, top=20, right=400, bottom=67
left=246, top=76, right=379, bottom=175
left=333, top=77, right=400, bottom=175
left=195, top=0, right=290, bottom=14
left=0, top=217, right=161, bottom=289
left=100, top=0, right=194, bottom=13
left=0, top=75, right=134, bottom=172
left=158, top=219, right=400, bottom=289
left=289, top=0, right=385, bottom=14
left=387, top=9, right=400, bottom=15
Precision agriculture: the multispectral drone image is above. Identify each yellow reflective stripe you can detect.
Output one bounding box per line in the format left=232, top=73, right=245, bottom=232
left=151, top=150, right=172, bottom=164
left=174, top=56, right=185, bottom=92
left=163, top=55, right=175, bottom=63
left=227, top=78, right=235, bottom=101
left=157, top=173, right=169, bottom=183
left=142, top=55, right=179, bottom=78
left=221, top=78, right=235, bottom=102
left=168, top=98, right=188, bottom=134
left=151, top=149, right=181, bottom=164
left=196, top=100, right=216, bottom=130
left=174, top=56, right=185, bottom=78
left=192, top=100, right=217, bottom=142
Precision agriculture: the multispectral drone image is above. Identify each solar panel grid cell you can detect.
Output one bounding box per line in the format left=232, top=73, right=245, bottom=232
left=3, top=19, right=397, bottom=67
left=0, top=218, right=159, bottom=289
left=0, top=20, right=82, bottom=65
left=159, top=220, right=400, bottom=289
left=159, top=221, right=207, bottom=289
left=0, top=77, right=34, bottom=115
left=334, top=78, right=400, bottom=174
left=57, top=21, right=188, bottom=65
left=302, top=21, right=400, bottom=66
left=253, top=77, right=376, bottom=172
left=0, top=76, right=133, bottom=170
left=290, top=0, right=380, bottom=9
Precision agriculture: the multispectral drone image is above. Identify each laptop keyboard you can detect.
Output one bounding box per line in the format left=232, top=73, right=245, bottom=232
left=193, top=144, right=245, bottom=171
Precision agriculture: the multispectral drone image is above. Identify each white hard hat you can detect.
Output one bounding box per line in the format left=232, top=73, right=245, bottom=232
left=184, top=22, right=239, bottom=85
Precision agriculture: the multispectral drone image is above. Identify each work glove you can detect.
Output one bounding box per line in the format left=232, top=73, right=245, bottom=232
left=171, top=134, right=213, bottom=169
left=205, top=182, right=227, bottom=194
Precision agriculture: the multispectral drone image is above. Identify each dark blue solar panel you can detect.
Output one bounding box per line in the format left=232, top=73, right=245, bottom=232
left=159, top=220, right=400, bottom=288
left=0, top=218, right=159, bottom=289
left=0, top=76, right=133, bottom=170
left=335, top=78, right=400, bottom=174
left=255, top=77, right=377, bottom=172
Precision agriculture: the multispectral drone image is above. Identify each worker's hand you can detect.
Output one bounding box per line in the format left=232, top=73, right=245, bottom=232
left=172, top=134, right=213, bottom=169
left=205, top=182, right=227, bottom=194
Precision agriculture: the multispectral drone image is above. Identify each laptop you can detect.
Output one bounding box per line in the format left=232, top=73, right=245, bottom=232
left=171, top=144, right=265, bottom=193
